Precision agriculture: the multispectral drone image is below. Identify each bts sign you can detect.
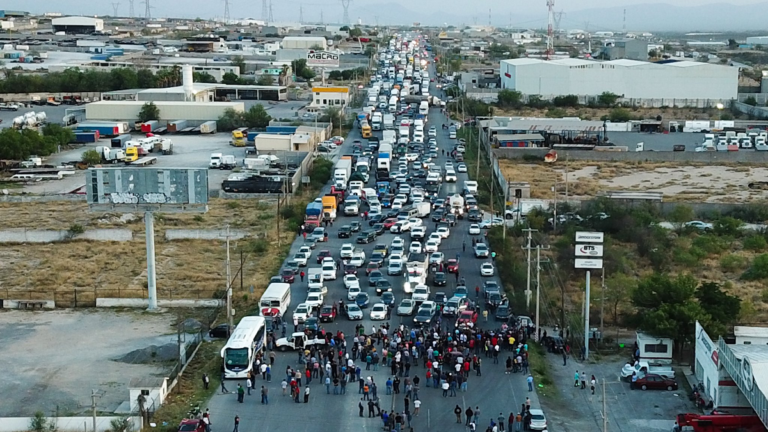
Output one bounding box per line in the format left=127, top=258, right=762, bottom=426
left=575, top=244, right=604, bottom=257
left=306, top=51, right=340, bottom=67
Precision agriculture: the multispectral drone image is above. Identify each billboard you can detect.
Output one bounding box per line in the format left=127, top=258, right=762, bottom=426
left=306, top=50, right=340, bottom=68
left=575, top=244, right=604, bottom=257
left=575, top=231, right=604, bottom=243
left=575, top=258, right=603, bottom=269
left=86, top=167, right=209, bottom=213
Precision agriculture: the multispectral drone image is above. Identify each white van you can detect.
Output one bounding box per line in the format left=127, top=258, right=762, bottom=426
left=259, top=282, right=291, bottom=317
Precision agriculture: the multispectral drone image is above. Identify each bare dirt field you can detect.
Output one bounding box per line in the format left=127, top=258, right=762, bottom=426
left=0, top=198, right=290, bottom=305
left=500, top=160, right=768, bottom=203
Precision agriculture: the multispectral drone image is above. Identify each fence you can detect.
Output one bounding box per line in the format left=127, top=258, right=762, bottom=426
left=733, top=101, right=768, bottom=120
left=1, top=288, right=222, bottom=308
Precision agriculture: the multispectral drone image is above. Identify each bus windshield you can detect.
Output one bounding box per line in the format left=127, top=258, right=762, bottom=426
left=224, top=347, right=250, bottom=369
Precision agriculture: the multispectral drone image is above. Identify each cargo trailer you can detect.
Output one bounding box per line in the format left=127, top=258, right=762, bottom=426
left=140, top=120, right=160, bottom=133
left=167, top=120, right=188, bottom=133
left=73, top=132, right=99, bottom=143
left=200, top=121, right=217, bottom=134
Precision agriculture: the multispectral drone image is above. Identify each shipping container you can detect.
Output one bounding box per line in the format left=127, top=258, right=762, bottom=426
left=167, top=120, right=188, bottom=133
left=90, top=54, right=111, bottom=61
left=140, top=120, right=160, bottom=133
left=76, top=122, right=129, bottom=137
left=110, top=134, right=131, bottom=148
left=200, top=121, right=217, bottom=134
left=247, top=131, right=260, bottom=142
left=84, top=101, right=245, bottom=122
left=73, top=132, right=99, bottom=143
left=265, top=125, right=298, bottom=133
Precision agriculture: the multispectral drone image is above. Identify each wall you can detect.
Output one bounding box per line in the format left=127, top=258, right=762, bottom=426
left=85, top=101, right=245, bottom=122
left=0, top=228, right=133, bottom=243
left=695, top=322, right=720, bottom=405
left=96, top=298, right=223, bottom=307
left=0, top=194, right=86, bottom=203
left=164, top=228, right=249, bottom=241
left=0, top=92, right=102, bottom=103
left=0, top=416, right=141, bottom=432
left=254, top=134, right=292, bottom=151
left=493, top=147, right=768, bottom=163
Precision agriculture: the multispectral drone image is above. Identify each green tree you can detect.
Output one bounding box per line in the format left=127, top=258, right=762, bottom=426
left=496, top=89, right=523, bottom=108
left=231, top=55, right=246, bottom=74
left=713, top=216, right=744, bottom=237
left=648, top=49, right=658, bottom=58
left=42, top=124, right=75, bottom=147
left=608, top=107, right=631, bottom=122
left=291, top=59, right=315, bottom=80
left=0, top=128, right=57, bottom=160
left=138, top=102, right=160, bottom=122
left=364, top=44, right=377, bottom=58
left=256, top=75, right=274, bottom=85
left=217, top=108, right=245, bottom=132
left=597, top=92, right=620, bottom=107
left=221, top=72, right=243, bottom=85
left=136, top=68, right=156, bottom=88
left=242, top=104, right=272, bottom=129
left=488, top=43, right=516, bottom=59
left=29, top=411, right=57, bottom=432
left=695, top=282, right=740, bottom=334
left=668, top=204, right=695, bottom=231
left=81, top=149, right=102, bottom=166
left=631, top=273, right=711, bottom=352
left=552, top=94, right=579, bottom=107
left=193, top=71, right=218, bottom=83
left=605, top=272, right=636, bottom=324
left=349, top=27, right=363, bottom=38
left=109, top=68, right=139, bottom=90
left=728, top=38, right=738, bottom=49
left=744, top=96, right=758, bottom=106
left=742, top=254, right=768, bottom=280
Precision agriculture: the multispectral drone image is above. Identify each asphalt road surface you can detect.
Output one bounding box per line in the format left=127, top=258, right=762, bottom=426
left=206, top=63, right=543, bottom=432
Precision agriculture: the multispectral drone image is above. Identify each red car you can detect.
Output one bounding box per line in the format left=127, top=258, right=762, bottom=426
left=281, top=268, right=296, bottom=283
left=178, top=419, right=205, bottom=432
left=319, top=305, right=337, bottom=322
left=344, top=264, right=357, bottom=275
left=365, top=262, right=380, bottom=275
left=317, top=250, right=332, bottom=264
left=635, top=374, right=678, bottom=391
left=446, top=259, right=459, bottom=273
left=383, top=218, right=398, bottom=229
left=456, top=310, right=478, bottom=328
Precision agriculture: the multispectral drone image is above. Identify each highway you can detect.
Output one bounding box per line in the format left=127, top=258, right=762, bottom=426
left=206, top=57, right=541, bottom=432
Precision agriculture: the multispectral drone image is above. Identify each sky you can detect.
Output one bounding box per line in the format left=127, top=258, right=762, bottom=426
left=16, top=0, right=768, bottom=30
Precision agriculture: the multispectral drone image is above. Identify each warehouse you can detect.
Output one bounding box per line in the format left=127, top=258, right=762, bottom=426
left=254, top=133, right=313, bottom=152
left=84, top=101, right=244, bottom=122
left=746, top=36, right=768, bottom=45
left=281, top=36, right=327, bottom=50
left=500, top=58, right=738, bottom=106
left=52, top=16, right=104, bottom=34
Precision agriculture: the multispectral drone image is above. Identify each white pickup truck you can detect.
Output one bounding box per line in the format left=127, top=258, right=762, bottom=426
left=620, top=361, right=675, bottom=381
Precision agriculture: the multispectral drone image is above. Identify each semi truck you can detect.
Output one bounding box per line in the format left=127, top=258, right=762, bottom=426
left=383, top=113, right=395, bottom=130
left=200, top=121, right=217, bottom=134
left=73, top=131, right=99, bottom=143
left=76, top=122, right=128, bottom=137
left=110, top=134, right=131, bottom=148
left=371, top=112, right=383, bottom=131
left=305, top=200, right=323, bottom=228
left=322, top=195, right=338, bottom=220
left=333, top=159, right=352, bottom=190
left=167, top=120, right=188, bottom=133
left=140, top=120, right=160, bottom=133
left=231, top=127, right=248, bottom=147
left=153, top=139, right=174, bottom=155
left=94, top=146, right=125, bottom=164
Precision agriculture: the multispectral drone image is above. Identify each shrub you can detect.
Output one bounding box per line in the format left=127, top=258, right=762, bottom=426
left=245, top=239, right=269, bottom=254
left=713, top=216, right=744, bottom=237
left=744, top=235, right=767, bottom=251
left=742, top=254, right=768, bottom=280
left=721, top=254, right=748, bottom=273
left=226, top=201, right=241, bottom=210
left=691, top=234, right=728, bottom=255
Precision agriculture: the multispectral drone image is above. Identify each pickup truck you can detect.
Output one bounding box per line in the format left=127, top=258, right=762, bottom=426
left=620, top=361, right=675, bottom=381
left=0, top=103, right=19, bottom=111
left=275, top=332, right=327, bottom=351
left=307, top=267, right=324, bottom=290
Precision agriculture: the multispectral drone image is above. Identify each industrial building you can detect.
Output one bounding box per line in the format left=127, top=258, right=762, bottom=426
left=51, top=16, right=104, bottom=34
left=500, top=58, right=738, bottom=106
left=253, top=133, right=313, bottom=152
left=598, top=39, right=648, bottom=61
left=746, top=36, right=768, bottom=45
left=310, top=86, right=350, bottom=109
left=281, top=36, right=327, bottom=50
left=85, top=100, right=244, bottom=122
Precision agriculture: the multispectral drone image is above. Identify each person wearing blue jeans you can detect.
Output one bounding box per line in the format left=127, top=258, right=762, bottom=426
left=325, top=377, right=331, bottom=394
left=261, top=386, right=269, bottom=404
left=527, top=374, right=534, bottom=391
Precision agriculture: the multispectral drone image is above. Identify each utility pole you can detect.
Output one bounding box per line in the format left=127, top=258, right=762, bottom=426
left=90, top=390, right=102, bottom=432
left=489, top=154, right=495, bottom=216
left=268, top=0, right=274, bottom=24
left=299, top=5, right=303, bottom=24
left=128, top=0, right=134, bottom=17
left=535, top=245, right=550, bottom=341
left=111, top=2, right=120, bottom=16
left=502, top=181, right=510, bottom=243
left=602, top=379, right=608, bottom=432
left=552, top=180, right=558, bottom=231
left=600, top=269, right=606, bottom=348
left=224, top=0, right=231, bottom=23
left=261, top=0, right=268, bottom=21
left=225, top=225, right=233, bottom=336
left=522, top=228, right=537, bottom=309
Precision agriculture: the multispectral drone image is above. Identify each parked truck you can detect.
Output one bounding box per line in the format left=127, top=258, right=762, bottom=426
left=166, top=120, right=188, bottom=133
left=200, top=121, right=217, bottom=134
left=621, top=361, right=675, bottom=381
left=76, top=122, right=128, bottom=137
left=73, top=131, right=100, bottom=143
left=153, top=139, right=174, bottom=155
left=333, top=159, right=352, bottom=190
left=110, top=134, right=131, bottom=148
left=322, top=195, right=338, bottom=220
left=140, top=120, right=160, bottom=133
left=305, top=200, right=323, bottom=229
left=94, top=146, right=125, bottom=164
left=231, top=127, right=248, bottom=147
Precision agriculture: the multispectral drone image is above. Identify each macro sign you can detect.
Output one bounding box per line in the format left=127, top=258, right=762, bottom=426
left=306, top=51, right=340, bottom=68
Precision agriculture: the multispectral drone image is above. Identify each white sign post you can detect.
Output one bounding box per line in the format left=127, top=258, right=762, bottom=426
left=575, top=231, right=604, bottom=360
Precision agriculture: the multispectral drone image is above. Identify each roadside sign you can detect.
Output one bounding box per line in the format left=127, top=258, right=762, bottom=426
left=306, top=51, right=340, bottom=68
left=575, top=231, right=604, bottom=243
left=575, top=244, right=604, bottom=257
left=575, top=259, right=603, bottom=269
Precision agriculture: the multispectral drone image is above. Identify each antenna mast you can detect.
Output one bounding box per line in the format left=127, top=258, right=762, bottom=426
left=546, top=0, right=555, bottom=59
left=268, top=0, right=274, bottom=23
left=299, top=5, right=303, bottom=24
left=622, top=8, right=626, bottom=33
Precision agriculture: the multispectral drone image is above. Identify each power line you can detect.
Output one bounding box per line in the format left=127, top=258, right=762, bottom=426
left=261, top=0, right=268, bottom=22
left=111, top=2, right=120, bottom=16
left=341, top=0, right=351, bottom=25
left=223, top=0, right=231, bottom=23
left=299, top=5, right=303, bottom=23
left=128, top=0, right=134, bottom=17
left=268, top=0, right=274, bottom=23
left=142, top=0, right=152, bottom=20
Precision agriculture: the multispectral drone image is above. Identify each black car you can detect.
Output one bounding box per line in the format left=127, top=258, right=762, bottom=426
left=546, top=336, right=565, bottom=354
left=350, top=221, right=362, bottom=232
left=486, top=292, right=503, bottom=308
left=369, top=252, right=385, bottom=266
left=413, top=308, right=436, bottom=326
left=368, top=214, right=385, bottom=226
left=338, top=225, right=352, bottom=238
left=385, top=209, right=400, bottom=219
left=372, top=223, right=386, bottom=235
left=432, top=209, right=445, bottom=222
left=208, top=323, right=230, bottom=338
left=495, top=304, right=513, bottom=321
left=468, top=210, right=482, bottom=222
left=369, top=270, right=385, bottom=287
left=434, top=292, right=447, bottom=306
left=375, top=279, right=393, bottom=295
left=432, top=272, right=447, bottom=286
left=356, top=230, right=376, bottom=244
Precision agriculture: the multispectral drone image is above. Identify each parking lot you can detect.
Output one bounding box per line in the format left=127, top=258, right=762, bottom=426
left=0, top=310, right=180, bottom=416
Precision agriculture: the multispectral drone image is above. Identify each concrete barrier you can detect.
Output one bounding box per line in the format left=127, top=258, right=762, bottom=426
left=493, top=148, right=768, bottom=163
left=2, top=300, right=56, bottom=309
left=165, top=229, right=249, bottom=241
left=0, top=229, right=133, bottom=243
left=0, top=416, right=141, bottom=432
left=0, top=194, right=86, bottom=203
left=96, top=298, right=224, bottom=308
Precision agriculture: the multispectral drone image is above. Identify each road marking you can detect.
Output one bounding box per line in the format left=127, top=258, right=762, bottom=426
left=428, top=408, right=431, bottom=429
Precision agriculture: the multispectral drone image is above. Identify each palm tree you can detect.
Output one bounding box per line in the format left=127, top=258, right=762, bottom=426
left=279, top=65, right=290, bottom=86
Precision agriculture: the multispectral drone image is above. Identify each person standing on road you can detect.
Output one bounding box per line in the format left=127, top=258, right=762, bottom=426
left=527, top=374, right=534, bottom=392
left=562, top=351, right=567, bottom=366
left=465, top=407, right=474, bottom=426
left=303, top=385, right=311, bottom=403
left=202, top=374, right=209, bottom=390
left=261, top=386, right=269, bottom=404
left=474, top=406, right=481, bottom=424
left=515, top=413, right=522, bottom=431
left=359, top=399, right=365, bottom=417
left=414, top=399, right=421, bottom=416
left=232, top=415, right=239, bottom=432
left=300, top=271, right=305, bottom=282
left=581, top=371, right=587, bottom=390
left=236, top=384, right=244, bottom=403
left=245, top=377, right=252, bottom=395
left=574, top=370, right=580, bottom=387
left=631, top=372, right=638, bottom=390
left=498, top=413, right=506, bottom=432
left=591, top=375, right=597, bottom=394
left=454, top=405, right=462, bottom=423
left=220, top=372, right=228, bottom=393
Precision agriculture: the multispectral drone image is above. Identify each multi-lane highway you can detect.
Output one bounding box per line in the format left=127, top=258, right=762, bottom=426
left=206, top=56, right=542, bottom=432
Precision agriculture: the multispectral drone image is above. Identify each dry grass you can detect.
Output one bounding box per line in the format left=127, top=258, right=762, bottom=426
left=0, top=199, right=291, bottom=307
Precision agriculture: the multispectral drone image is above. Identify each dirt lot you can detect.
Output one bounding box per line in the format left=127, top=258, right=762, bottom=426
left=500, top=160, right=768, bottom=203
left=0, top=198, right=289, bottom=305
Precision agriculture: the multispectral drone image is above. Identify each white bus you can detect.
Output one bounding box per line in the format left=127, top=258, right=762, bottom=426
left=221, top=316, right=267, bottom=379
left=259, top=282, right=291, bottom=317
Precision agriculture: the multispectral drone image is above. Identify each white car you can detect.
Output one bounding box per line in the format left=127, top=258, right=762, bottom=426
left=409, top=241, right=423, bottom=254
left=411, top=226, right=427, bottom=240
left=391, top=236, right=405, bottom=249
left=429, top=252, right=444, bottom=265
left=298, top=245, right=312, bottom=258
left=428, top=232, right=443, bottom=245
left=391, top=220, right=411, bottom=233
left=428, top=127, right=437, bottom=137
left=370, top=303, right=389, bottom=320
left=397, top=299, right=416, bottom=316
left=348, top=256, right=365, bottom=267
left=424, top=240, right=440, bottom=253
left=292, top=252, right=310, bottom=266
left=389, top=254, right=405, bottom=267
left=479, top=217, right=504, bottom=229
left=293, top=303, right=311, bottom=323
left=392, top=200, right=404, bottom=210
left=444, top=170, right=457, bottom=182
left=528, top=409, right=547, bottom=431
left=405, top=153, right=420, bottom=161
left=340, top=243, right=355, bottom=259
left=408, top=217, right=423, bottom=228
left=305, top=293, right=324, bottom=310
left=436, top=226, right=450, bottom=238
left=426, top=172, right=441, bottom=183
left=346, top=304, right=364, bottom=320
left=480, top=262, right=495, bottom=277
left=344, top=274, right=360, bottom=290
left=457, top=163, right=467, bottom=173
left=444, top=162, right=454, bottom=171
left=464, top=181, right=478, bottom=194
left=399, top=184, right=411, bottom=195
left=308, top=285, right=328, bottom=296
left=347, top=286, right=362, bottom=301
left=469, top=224, right=481, bottom=235
left=412, top=285, right=430, bottom=302
left=321, top=264, right=337, bottom=280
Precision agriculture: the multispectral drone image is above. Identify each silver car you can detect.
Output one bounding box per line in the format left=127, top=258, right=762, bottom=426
left=345, top=304, right=364, bottom=320
left=528, top=409, right=547, bottom=431
left=397, top=299, right=416, bottom=316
